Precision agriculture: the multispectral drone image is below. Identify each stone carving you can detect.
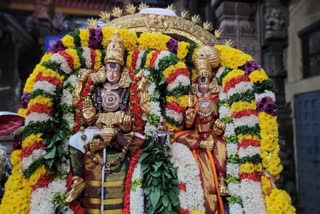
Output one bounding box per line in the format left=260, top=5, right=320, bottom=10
left=264, top=8, right=286, bottom=39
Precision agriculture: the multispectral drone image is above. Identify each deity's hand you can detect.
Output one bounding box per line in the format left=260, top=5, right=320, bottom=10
left=72, top=70, right=91, bottom=107
left=139, top=91, right=151, bottom=117
left=200, top=138, right=214, bottom=151
left=101, top=127, right=117, bottom=143
left=85, top=138, right=107, bottom=153
left=185, top=108, right=196, bottom=128
left=65, top=176, right=85, bottom=203
left=82, top=96, right=96, bottom=125
left=121, top=114, right=133, bottom=132
left=213, top=119, right=226, bottom=136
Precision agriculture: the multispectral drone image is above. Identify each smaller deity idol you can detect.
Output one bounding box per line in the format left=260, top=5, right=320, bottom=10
left=174, top=46, right=229, bottom=214
left=65, top=31, right=144, bottom=213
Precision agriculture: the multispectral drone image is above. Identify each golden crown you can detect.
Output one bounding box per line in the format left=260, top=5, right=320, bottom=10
left=104, top=30, right=125, bottom=65
left=193, top=46, right=220, bottom=78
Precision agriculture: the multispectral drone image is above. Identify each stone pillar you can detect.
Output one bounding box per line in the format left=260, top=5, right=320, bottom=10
left=258, top=0, right=297, bottom=203
left=213, top=0, right=261, bottom=62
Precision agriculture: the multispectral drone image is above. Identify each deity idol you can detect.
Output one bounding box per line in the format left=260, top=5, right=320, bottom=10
left=173, top=46, right=229, bottom=213
left=65, top=31, right=144, bottom=213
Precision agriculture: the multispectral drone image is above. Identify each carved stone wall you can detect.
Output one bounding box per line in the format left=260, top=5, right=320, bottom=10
left=213, top=0, right=261, bottom=62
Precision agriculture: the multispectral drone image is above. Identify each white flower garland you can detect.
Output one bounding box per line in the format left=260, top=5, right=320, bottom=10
left=129, top=162, right=144, bottom=214
left=255, top=90, right=275, bottom=102
left=135, top=50, right=145, bottom=70
left=33, top=81, right=57, bottom=95
left=81, top=47, right=92, bottom=69
left=22, top=149, right=46, bottom=171
left=227, top=82, right=253, bottom=99
left=170, top=143, right=205, bottom=212
left=240, top=179, right=266, bottom=214
left=233, top=115, right=259, bottom=128
left=217, top=67, right=244, bottom=214
left=29, top=179, right=71, bottom=214
left=167, top=75, right=190, bottom=91
left=50, top=54, right=72, bottom=74
left=25, top=113, right=51, bottom=126
left=154, top=51, right=171, bottom=70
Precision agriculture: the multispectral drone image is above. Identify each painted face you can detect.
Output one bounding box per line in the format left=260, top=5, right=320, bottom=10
left=198, top=76, right=210, bottom=94
left=105, top=62, right=121, bottom=84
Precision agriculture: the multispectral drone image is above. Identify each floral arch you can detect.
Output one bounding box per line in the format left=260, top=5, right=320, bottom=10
left=0, top=13, right=295, bottom=214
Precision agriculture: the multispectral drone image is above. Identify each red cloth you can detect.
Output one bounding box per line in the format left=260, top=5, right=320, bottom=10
left=0, top=113, right=24, bottom=136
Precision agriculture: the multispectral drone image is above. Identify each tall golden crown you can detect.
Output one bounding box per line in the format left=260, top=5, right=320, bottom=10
left=104, top=30, right=125, bottom=65
left=193, top=46, right=220, bottom=78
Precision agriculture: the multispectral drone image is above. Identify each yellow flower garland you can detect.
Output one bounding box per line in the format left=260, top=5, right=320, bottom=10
left=28, top=96, right=52, bottom=107
left=215, top=45, right=253, bottom=68
left=0, top=150, right=32, bottom=214
left=222, top=69, right=245, bottom=88
left=94, top=49, right=102, bottom=69
left=177, top=41, right=189, bottom=59
left=61, top=34, right=75, bottom=49
left=166, top=95, right=189, bottom=108
left=259, top=112, right=283, bottom=177
left=249, top=69, right=269, bottom=83
left=239, top=163, right=263, bottom=174
left=79, top=28, right=89, bottom=47
left=22, top=133, right=43, bottom=148
left=231, top=100, right=256, bottom=112
left=138, top=32, right=171, bottom=50
left=65, top=49, right=81, bottom=70
left=265, top=189, right=296, bottom=214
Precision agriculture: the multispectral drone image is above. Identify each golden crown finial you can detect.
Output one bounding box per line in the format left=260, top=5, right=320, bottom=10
left=100, top=11, right=111, bottom=23
left=112, top=7, right=123, bottom=18
left=138, top=2, right=149, bottom=11
left=180, top=10, right=190, bottom=19
left=126, top=3, right=137, bottom=15
left=191, top=15, right=202, bottom=25
left=203, top=22, right=213, bottom=31
left=87, top=18, right=98, bottom=28
left=167, top=4, right=176, bottom=11
left=214, top=29, right=223, bottom=40
left=225, top=39, right=235, bottom=47
left=194, top=46, right=220, bottom=78
left=105, top=30, right=125, bottom=66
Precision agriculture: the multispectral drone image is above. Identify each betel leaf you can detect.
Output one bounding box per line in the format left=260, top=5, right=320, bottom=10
left=43, top=146, right=57, bottom=159
left=150, top=188, right=161, bottom=208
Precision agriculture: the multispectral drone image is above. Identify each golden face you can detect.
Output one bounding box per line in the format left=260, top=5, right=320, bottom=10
left=105, top=62, right=121, bottom=84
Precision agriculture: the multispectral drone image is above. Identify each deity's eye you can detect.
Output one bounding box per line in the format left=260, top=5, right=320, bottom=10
left=201, top=77, right=206, bottom=83
left=160, top=122, right=164, bottom=126
left=109, top=63, right=117, bottom=69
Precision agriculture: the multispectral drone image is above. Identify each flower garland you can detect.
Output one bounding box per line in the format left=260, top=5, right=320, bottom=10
left=216, top=66, right=244, bottom=214
left=123, top=149, right=144, bottom=214
left=169, top=143, right=205, bottom=213
left=216, top=45, right=295, bottom=214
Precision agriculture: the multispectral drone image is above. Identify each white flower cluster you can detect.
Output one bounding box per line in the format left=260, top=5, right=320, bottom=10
left=22, top=149, right=46, bottom=170
left=81, top=47, right=93, bottom=69
left=217, top=67, right=244, bottom=214
left=154, top=51, right=171, bottom=70
left=130, top=163, right=144, bottom=214
left=29, top=179, right=73, bottom=214
left=255, top=90, right=275, bottom=103
left=227, top=82, right=253, bottom=99
left=240, top=179, right=266, bottom=214
left=167, top=75, right=190, bottom=91
left=170, top=143, right=205, bottom=212
left=51, top=54, right=72, bottom=74
left=25, top=113, right=50, bottom=126
left=135, top=50, right=146, bottom=70
left=33, top=81, right=57, bottom=95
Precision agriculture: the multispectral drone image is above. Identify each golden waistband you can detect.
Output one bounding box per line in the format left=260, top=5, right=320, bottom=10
left=86, top=197, right=123, bottom=205
left=86, top=208, right=122, bottom=214
left=85, top=180, right=124, bottom=187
